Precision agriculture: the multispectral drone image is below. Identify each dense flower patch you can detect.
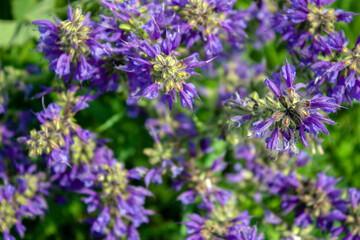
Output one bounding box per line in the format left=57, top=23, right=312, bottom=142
left=1, top=0, right=360, bottom=239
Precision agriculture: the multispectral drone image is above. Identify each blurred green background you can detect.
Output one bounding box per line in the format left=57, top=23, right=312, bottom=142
left=0, top=0, right=360, bottom=239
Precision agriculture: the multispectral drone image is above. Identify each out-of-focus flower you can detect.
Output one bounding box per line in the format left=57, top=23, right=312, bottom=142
left=0, top=167, right=49, bottom=240
left=311, top=31, right=360, bottom=103
left=80, top=147, right=153, bottom=239
left=177, top=156, right=231, bottom=211
left=273, top=0, right=355, bottom=65
left=183, top=201, right=261, bottom=240
left=171, top=0, right=248, bottom=57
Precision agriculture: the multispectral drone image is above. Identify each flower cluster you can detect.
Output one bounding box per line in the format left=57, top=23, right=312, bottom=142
left=33, top=6, right=104, bottom=82
left=124, top=37, right=206, bottom=111
left=177, top=156, right=232, bottom=211
left=0, top=111, right=49, bottom=240
left=183, top=201, right=262, bottom=240
left=81, top=147, right=153, bottom=239
left=19, top=85, right=154, bottom=239
left=0, top=169, right=49, bottom=240
left=143, top=102, right=230, bottom=211
left=170, top=0, right=248, bottom=57
left=273, top=0, right=355, bottom=65
left=224, top=140, right=360, bottom=239
left=226, top=59, right=340, bottom=154
left=1, top=0, right=360, bottom=239
left=23, top=87, right=95, bottom=163
left=311, top=31, right=360, bottom=103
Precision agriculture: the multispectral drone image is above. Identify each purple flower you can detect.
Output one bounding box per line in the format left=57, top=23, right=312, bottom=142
left=100, top=0, right=140, bottom=22
left=205, top=34, right=223, bottom=56
left=161, top=30, right=181, bottom=55
left=184, top=204, right=259, bottom=240
left=303, top=114, right=337, bottom=137
left=299, top=124, right=309, bottom=148
left=264, top=73, right=282, bottom=97
left=33, top=6, right=102, bottom=82
left=178, top=190, right=196, bottom=205
left=0, top=166, right=49, bottom=240
left=75, top=55, right=94, bottom=82
left=3, top=184, right=15, bottom=200
left=229, top=58, right=340, bottom=153
left=296, top=151, right=311, bottom=167
left=183, top=214, right=206, bottom=238
left=50, top=148, right=70, bottom=167
left=313, top=31, right=360, bottom=103
left=248, top=2, right=275, bottom=49
left=171, top=0, right=248, bottom=57
left=81, top=155, right=153, bottom=239
left=55, top=53, right=71, bottom=77
left=310, top=95, right=341, bottom=113
left=35, top=103, right=61, bottom=123
left=264, top=210, right=282, bottom=225
left=179, top=90, right=195, bottom=111
left=226, top=163, right=248, bottom=183
left=91, top=206, right=111, bottom=235
left=73, top=92, right=99, bottom=112
left=143, top=17, right=161, bottom=41
left=348, top=188, right=360, bottom=209
left=274, top=0, right=354, bottom=65
left=265, top=128, right=280, bottom=152
left=281, top=58, right=296, bottom=88
left=139, top=83, right=160, bottom=100
left=226, top=225, right=263, bottom=240
left=252, top=117, right=275, bottom=138
left=200, top=138, right=213, bottom=154
left=231, top=115, right=252, bottom=127
left=144, top=168, right=163, bottom=187
left=125, top=36, right=207, bottom=111
left=177, top=156, right=231, bottom=211
left=76, top=128, right=92, bottom=144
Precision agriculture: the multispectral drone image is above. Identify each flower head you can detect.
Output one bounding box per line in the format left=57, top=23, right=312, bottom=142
left=183, top=201, right=258, bottom=240
left=122, top=33, right=207, bottom=111
left=273, top=0, right=355, bottom=64
left=177, top=156, right=231, bottom=211
left=33, top=6, right=103, bottom=82
left=227, top=58, right=340, bottom=153
left=0, top=167, right=49, bottom=240
left=171, top=0, right=248, bottom=56
left=311, top=31, right=360, bottom=103
left=81, top=147, right=153, bottom=239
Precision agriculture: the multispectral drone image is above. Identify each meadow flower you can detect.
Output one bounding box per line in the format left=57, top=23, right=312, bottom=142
left=311, top=31, right=360, bottom=103
left=228, top=58, right=340, bottom=153
left=80, top=147, right=153, bottom=239
left=33, top=6, right=104, bottom=82
left=171, top=0, right=248, bottom=57
left=177, top=156, right=231, bottom=211
left=273, top=0, right=355, bottom=64
left=183, top=201, right=259, bottom=240
left=121, top=32, right=207, bottom=110
left=0, top=168, right=49, bottom=240
left=6, top=1, right=360, bottom=239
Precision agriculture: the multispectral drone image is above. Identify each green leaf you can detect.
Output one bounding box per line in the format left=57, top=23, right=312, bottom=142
left=24, top=0, right=56, bottom=22
left=11, top=0, right=38, bottom=20
left=96, top=111, right=124, bottom=133
left=0, top=20, right=18, bottom=48
left=11, top=23, right=39, bottom=46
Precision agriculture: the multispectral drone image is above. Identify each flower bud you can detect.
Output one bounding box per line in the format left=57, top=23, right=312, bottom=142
left=272, top=112, right=285, bottom=121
